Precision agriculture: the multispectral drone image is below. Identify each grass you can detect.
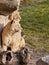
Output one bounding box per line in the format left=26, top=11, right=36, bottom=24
left=20, top=0, right=49, bottom=53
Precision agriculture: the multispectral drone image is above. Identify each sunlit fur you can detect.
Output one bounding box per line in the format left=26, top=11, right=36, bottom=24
left=2, top=10, right=25, bottom=52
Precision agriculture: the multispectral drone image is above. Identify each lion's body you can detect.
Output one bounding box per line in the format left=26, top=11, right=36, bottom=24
left=2, top=21, right=22, bottom=52
left=2, top=11, right=25, bottom=52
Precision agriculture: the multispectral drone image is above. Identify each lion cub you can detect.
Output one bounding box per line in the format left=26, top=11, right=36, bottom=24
left=2, top=10, right=25, bottom=52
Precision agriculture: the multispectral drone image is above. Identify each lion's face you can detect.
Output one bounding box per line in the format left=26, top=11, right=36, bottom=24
left=11, top=21, right=22, bottom=32
left=8, top=10, right=21, bottom=32
left=9, top=10, right=21, bottom=21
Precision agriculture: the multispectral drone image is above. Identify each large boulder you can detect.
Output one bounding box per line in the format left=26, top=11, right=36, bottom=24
left=0, top=0, right=23, bottom=15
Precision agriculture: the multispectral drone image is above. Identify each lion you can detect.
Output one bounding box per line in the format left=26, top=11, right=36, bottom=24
left=12, top=34, right=25, bottom=52
left=2, top=10, right=25, bottom=52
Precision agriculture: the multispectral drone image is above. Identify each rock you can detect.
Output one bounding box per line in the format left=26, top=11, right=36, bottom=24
left=36, top=55, right=49, bottom=65
left=19, top=47, right=30, bottom=65
left=1, top=47, right=30, bottom=65
left=0, top=0, right=21, bottom=15
left=1, top=51, right=18, bottom=65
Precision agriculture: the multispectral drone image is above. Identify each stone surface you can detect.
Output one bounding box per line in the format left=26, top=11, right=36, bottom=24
left=0, top=47, right=30, bottom=65
left=0, top=0, right=21, bottom=15
left=36, top=55, right=49, bottom=65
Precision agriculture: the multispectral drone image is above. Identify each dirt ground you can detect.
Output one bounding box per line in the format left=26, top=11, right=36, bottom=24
left=28, top=47, right=49, bottom=65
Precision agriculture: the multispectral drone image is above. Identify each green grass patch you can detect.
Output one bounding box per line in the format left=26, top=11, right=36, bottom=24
left=20, top=0, right=49, bottom=53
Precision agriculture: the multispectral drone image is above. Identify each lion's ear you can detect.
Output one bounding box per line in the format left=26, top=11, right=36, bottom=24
left=8, top=14, right=13, bottom=20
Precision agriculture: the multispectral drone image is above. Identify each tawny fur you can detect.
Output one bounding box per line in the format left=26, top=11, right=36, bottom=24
left=2, top=11, right=25, bottom=52
left=0, top=15, right=12, bottom=50
left=12, top=34, right=25, bottom=52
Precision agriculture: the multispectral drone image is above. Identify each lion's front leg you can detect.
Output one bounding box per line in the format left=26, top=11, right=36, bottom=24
left=2, top=45, right=7, bottom=51
left=2, top=36, right=12, bottom=51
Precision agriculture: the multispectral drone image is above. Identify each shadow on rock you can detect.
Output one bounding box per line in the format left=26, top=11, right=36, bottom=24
left=0, top=47, right=30, bottom=65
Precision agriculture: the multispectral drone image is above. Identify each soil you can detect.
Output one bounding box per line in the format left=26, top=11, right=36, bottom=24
left=28, top=47, right=49, bottom=65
